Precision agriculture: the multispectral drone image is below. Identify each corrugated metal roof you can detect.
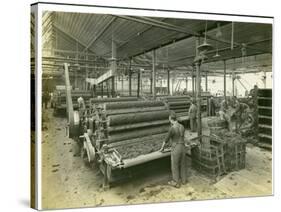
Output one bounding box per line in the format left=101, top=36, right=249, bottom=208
left=42, top=11, right=272, bottom=77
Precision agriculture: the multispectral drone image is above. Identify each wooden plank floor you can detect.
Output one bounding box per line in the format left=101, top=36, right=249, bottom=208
left=214, top=145, right=272, bottom=197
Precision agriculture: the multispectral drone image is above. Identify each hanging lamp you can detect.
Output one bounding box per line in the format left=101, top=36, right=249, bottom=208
left=197, top=20, right=213, bottom=52
left=213, top=41, right=220, bottom=58
left=216, top=22, right=222, bottom=38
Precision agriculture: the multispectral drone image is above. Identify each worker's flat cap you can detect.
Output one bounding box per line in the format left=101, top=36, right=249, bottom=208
left=169, top=111, right=177, bottom=120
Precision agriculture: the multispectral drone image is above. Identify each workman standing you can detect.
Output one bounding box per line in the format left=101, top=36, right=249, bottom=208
left=249, top=85, right=258, bottom=99
left=232, top=97, right=250, bottom=131
left=219, top=98, right=232, bottom=131
left=232, top=96, right=240, bottom=109
left=189, top=98, right=197, bottom=132
left=249, top=85, right=258, bottom=125
left=219, top=98, right=228, bottom=120
left=77, top=96, right=86, bottom=118
left=42, top=91, right=50, bottom=109
left=160, top=111, right=186, bottom=188
left=209, top=96, right=216, bottom=116
left=232, top=96, right=240, bottom=131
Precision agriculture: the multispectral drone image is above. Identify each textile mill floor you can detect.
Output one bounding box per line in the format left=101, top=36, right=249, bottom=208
left=41, top=109, right=272, bottom=209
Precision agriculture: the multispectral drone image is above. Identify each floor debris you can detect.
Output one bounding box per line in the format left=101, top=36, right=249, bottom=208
left=41, top=109, right=272, bottom=209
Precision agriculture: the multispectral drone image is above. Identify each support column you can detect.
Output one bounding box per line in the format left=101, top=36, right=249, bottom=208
left=152, top=50, right=156, bottom=99
left=85, top=70, right=88, bottom=90
left=194, top=37, right=200, bottom=97
left=115, top=76, right=118, bottom=94
left=85, top=52, right=88, bottom=91
left=171, top=78, right=174, bottom=95
left=205, top=73, right=208, bottom=92
left=167, top=69, right=170, bottom=95
left=111, top=76, right=115, bottom=97
left=192, top=68, right=195, bottom=96
left=106, top=80, right=109, bottom=97
left=129, top=72, right=132, bottom=96
left=110, top=40, right=117, bottom=95
left=223, top=60, right=227, bottom=99
left=205, top=73, right=209, bottom=115
left=150, top=77, right=153, bottom=94
left=185, top=77, right=188, bottom=91
left=194, top=37, right=202, bottom=137
left=101, top=82, right=103, bottom=98
left=194, top=74, right=197, bottom=93
left=93, top=84, right=96, bottom=97
left=128, top=59, right=132, bottom=96
left=232, top=72, right=235, bottom=96
left=140, top=69, right=142, bottom=94
left=74, top=69, right=78, bottom=89
left=195, top=62, right=202, bottom=137
left=137, top=70, right=141, bottom=97
left=121, top=74, right=124, bottom=95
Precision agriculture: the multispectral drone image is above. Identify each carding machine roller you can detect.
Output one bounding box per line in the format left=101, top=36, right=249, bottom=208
left=85, top=100, right=174, bottom=187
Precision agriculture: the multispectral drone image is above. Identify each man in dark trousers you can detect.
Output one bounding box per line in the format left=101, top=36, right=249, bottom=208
left=219, top=97, right=232, bottom=131
left=160, top=111, right=186, bottom=188
left=42, top=91, right=50, bottom=109
left=189, top=98, right=197, bottom=132
left=232, top=96, right=250, bottom=132
left=209, top=96, right=216, bottom=116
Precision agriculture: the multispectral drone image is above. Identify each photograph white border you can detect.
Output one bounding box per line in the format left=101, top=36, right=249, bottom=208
left=33, top=1, right=275, bottom=211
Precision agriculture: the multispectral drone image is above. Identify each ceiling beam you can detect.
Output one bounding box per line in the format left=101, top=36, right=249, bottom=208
left=168, top=38, right=272, bottom=63
left=41, top=56, right=108, bottom=65
left=203, top=50, right=272, bottom=64
left=82, top=16, right=117, bottom=52
left=130, top=23, right=229, bottom=59
left=145, top=16, right=270, bottom=55
left=140, top=17, right=269, bottom=54
left=139, top=16, right=204, bottom=36
left=118, top=16, right=269, bottom=55
left=133, top=38, right=271, bottom=66
left=132, top=51, right=272, bottom=73
left=116, top=15, right=200, bottom=36
left=43, top=48, right=98, bottom=57
left=53, top=24, right=95, bottom=55
left=101, top=25, right=156, bottom=57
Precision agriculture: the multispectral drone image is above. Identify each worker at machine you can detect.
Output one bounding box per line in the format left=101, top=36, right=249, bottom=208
left=208, top=96, right=216, bottom=116
left=232, top=96, right=240, bottom=132
left=249, top=85, right=258, bottom=99
left=49, top=92, right=54, bottom=108
left=42, top=91, right=50, bottom=109
left=219, top=98, right=228, bottom=120
left=160, top=111, right=186, bottom=188
left=77, top=96, right=86, bottom=118
left=189, top=98, right=197, bottom=132
left=219, top=97, right=232, bottom=131
left=249, top=84, right=258, bottom=117
left=232, top=96, right=250, bottom=132
left=232, top=96, right=240, bottom=107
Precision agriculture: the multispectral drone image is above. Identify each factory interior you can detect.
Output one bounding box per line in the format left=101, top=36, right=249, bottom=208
left=31, top=11, right=273, bottom=209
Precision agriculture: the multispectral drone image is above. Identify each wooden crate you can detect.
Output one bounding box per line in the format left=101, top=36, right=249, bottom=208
left=225, top=142, right=246, bottom=171
left=191, top=134, right=246, bottom=177
left=191, top=136, right=226, bottom=177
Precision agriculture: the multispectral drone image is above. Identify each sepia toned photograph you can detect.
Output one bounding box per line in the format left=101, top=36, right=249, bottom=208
left=31, top=3, right=273, bottom=210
